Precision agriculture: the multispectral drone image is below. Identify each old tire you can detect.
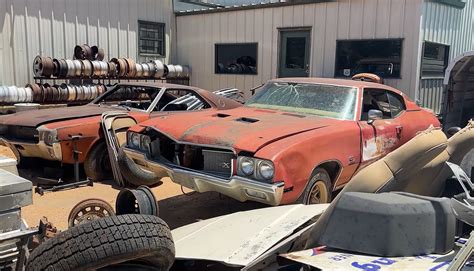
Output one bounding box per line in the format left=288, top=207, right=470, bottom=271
left=299, top=168, right=332, bottom=204
left=84, top=141, right=112, bottom=181
left=117, top=148, right=161, bottom=186
left=26, top=214, right=175, bottom=271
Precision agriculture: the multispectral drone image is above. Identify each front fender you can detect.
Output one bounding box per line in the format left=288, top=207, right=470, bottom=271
left=255, top=122, right=361, bottom=204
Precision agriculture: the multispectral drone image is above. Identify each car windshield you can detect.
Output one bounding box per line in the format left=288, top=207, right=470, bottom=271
left=246, top=82, right=358, bottom=120
left=95, top=86, right=162, bottom=111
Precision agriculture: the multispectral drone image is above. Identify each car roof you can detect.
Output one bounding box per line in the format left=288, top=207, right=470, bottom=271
left=271, top=77, right=402, bottom=93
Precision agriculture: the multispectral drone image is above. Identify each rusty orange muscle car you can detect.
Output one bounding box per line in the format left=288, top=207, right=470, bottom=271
left=0, top=82, right=241, bottom=181
left=122, top=77, right=441, bottom=205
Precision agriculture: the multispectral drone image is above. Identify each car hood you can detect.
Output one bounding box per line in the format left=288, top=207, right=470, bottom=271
left=0, top=105, right=114, bottom=127
left=142, top=107, right=339, bottom=153
left=172, top=204, right=329, bottom=267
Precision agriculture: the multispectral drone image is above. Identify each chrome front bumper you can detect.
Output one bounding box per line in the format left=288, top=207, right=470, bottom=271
left=0, top=138, right=62, bottom=162
left=123, top=148, right=285, bottom=206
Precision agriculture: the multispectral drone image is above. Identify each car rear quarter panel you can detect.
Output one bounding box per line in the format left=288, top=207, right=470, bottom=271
left=254, top=121, right=361, bottom=204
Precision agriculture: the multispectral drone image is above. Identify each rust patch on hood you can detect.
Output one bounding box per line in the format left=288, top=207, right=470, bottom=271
left=141, top=107, right=340, bottom=153
left=0, top=105, right=114, bottom=127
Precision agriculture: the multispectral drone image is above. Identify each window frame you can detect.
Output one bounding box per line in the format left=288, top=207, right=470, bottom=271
left=386, top=91, right=406, bottom=118
left=138, top=20, right=166, bottom=57
left=214, top=42, right=258, bottom=75
left=334, top=38, right=404, bottom=79
left=421, top=41, right=450, bottom=78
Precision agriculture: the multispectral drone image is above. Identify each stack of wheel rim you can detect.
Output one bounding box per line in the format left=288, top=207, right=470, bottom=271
left=0, top=83, right=106, bottom=104
left=0, top=86, right=34, bottom=104
left=33, top=53, right=190, bottom=79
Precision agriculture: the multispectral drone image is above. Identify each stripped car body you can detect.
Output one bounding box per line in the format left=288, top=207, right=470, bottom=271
left=123, top=77, right=440, bottom=205
left=0, top=83, right=241, bottom=180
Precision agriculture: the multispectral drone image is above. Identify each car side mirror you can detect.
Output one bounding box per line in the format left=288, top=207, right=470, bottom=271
left=368, top=109, right=383, bottom=124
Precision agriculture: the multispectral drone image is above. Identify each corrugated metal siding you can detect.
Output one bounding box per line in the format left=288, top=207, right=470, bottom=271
left=0, top=0, right=175, bottom=86
left=420, top=0, right=474, bottom=113
left=176, top=0, right=424, bottom=98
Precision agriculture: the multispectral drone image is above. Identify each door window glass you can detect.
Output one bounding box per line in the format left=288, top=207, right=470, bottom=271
left=387, top=92, right=406, bottom=118
left=154, top=89, right=210, bottom=111
left=215, top=43, right=257, bottom=74
left=335, top=39, right=402, bottom=78
left=361, top=89, right=391, bottom=120
left=285, top=37, right=306, bottom=69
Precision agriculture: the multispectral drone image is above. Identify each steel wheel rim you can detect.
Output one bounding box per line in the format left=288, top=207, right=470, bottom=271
left=307, top=181, right=328, bottom=204
left=72, top=205, right=112, bottom=226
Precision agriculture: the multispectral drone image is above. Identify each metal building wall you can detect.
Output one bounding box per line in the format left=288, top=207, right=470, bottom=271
left=176, top=0, right=424, bottom=98
left=419, top=0, right=474, bottom=114
left=0, top=0, right=176, bottom=86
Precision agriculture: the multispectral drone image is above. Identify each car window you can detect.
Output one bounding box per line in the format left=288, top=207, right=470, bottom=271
left=95, top=85, right=161, bottom=111
left=361, top=88, right=391, bottom=120
left=387, top=92, right=406, bottom=118
left=154, top=89, right=211, bottom=111
left=245, top=82, right=358, bottom=120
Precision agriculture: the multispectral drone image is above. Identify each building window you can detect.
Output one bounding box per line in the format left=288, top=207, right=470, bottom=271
left=215, top=43, right=257, bottom=75
left=421, top=42, right=449, bottom=77
left=335, top=39, right=403, bottom=79
left=138, top=21, right=165, bottom=56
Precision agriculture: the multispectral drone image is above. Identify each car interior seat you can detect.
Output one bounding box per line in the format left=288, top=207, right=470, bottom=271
left=305, top=121, right=474, bottom=249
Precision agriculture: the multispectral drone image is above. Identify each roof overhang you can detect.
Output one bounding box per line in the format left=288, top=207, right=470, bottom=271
left=175, top=0, right=335, bottom=16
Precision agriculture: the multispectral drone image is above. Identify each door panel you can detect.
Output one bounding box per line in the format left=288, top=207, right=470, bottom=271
left=279, top=30, right=310, bottom=77
left=359, top=119, right=402, bottom=166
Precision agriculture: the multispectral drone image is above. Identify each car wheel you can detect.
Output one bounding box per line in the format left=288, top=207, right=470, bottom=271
left=26, top=214, right=175, bottom=271
left=300, top=168, right=332, bottom=204
left=84, top=141, right=112, bottom=181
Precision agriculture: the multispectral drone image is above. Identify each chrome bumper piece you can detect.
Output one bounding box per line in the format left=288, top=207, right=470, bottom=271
left=124, top=147, right=285, bottom=205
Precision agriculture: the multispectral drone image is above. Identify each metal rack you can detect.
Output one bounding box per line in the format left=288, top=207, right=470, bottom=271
left=33, top=76, right=190, bottom=86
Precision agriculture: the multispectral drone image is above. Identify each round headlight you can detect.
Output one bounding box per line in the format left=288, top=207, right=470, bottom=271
left=141, top=135, right=151, bottom=152
left=258, top=161, right=274, bottom=180
left=240, top=158, right=255, bottom=176
left=130, top=133, right=140, bottom=148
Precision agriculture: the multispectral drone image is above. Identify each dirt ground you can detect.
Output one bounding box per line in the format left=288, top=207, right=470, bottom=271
left=0, top=145, right=264, bottom=231
left=21, top=176, right=264, bottom=231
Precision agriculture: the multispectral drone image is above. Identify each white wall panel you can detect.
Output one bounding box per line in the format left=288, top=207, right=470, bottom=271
left=177, top=0, right=424, bottom=98
left=0, top=0, right=175, bottom=86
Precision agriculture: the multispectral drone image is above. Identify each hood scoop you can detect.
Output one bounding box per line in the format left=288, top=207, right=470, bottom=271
left=235, top=117, right=259, bottom=124
left=214, top=113, right=231, bottom=118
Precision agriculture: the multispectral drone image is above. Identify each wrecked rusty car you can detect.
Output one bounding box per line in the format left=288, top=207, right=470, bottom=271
left=122, top=77, right=440, bottom=205
left=0, top=83, right=241, bottom=181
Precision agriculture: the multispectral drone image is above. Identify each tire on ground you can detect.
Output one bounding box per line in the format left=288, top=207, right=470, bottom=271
left=84, top=141, right=111, bottom=181
left=298, top=168, right=333, bottom=204
left=117, top=148, right=161, bottom=186
left=26, top=214, right=175, bottom=271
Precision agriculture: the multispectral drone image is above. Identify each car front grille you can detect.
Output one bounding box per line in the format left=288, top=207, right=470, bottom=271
left=202, top=149, right=233, bottom=177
